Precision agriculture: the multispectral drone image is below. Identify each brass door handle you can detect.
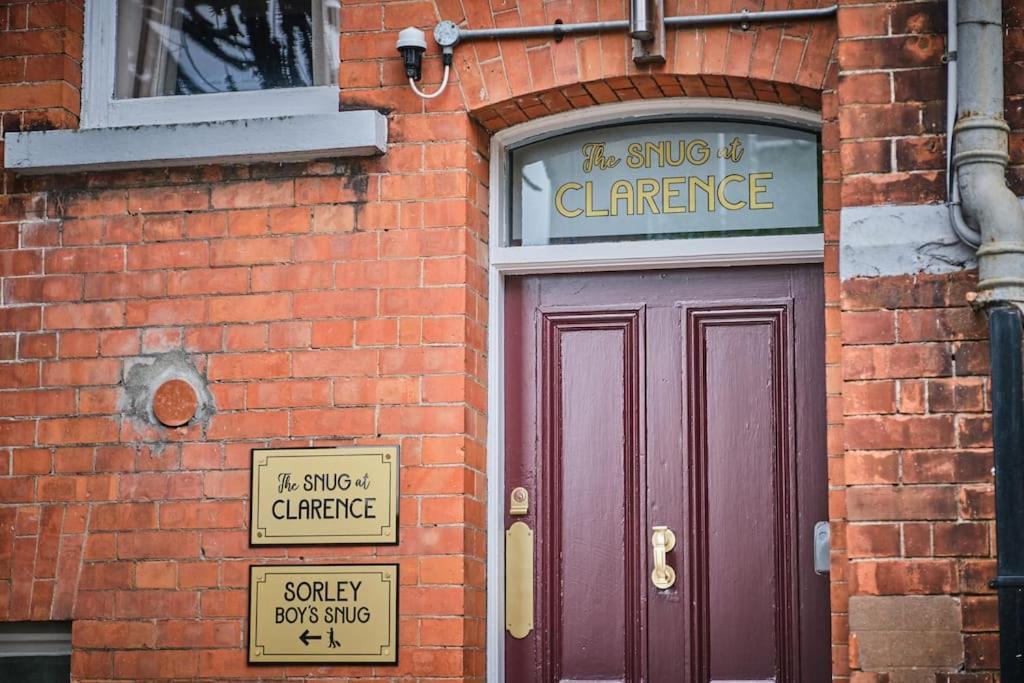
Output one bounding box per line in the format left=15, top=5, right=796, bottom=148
left=651, top=525, right=677, bottom=589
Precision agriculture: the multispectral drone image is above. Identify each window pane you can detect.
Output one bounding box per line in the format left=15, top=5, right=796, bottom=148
left=0, top=656, right=70, bottom=682
left=509, top=120, right=821, bottom=246
left=115, top=1, right=339, bottom=99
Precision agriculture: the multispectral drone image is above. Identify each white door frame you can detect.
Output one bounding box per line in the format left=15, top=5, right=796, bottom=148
left=484, top=98, right=823, bottom=681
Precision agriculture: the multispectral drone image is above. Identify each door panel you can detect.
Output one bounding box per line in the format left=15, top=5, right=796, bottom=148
left=505, top=267, right=828, bottom=683
left=688, top=307, right=793, bottom=682
left=560, top=329, right=629, bottom=679
left=541, top=311, right=645, bottom=682
left=548, top=313, right=643, bottom=679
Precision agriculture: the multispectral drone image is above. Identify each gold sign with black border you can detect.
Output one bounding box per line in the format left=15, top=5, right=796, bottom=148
left=248, top=564, right=399, bottom=664
left=250, top=446, right=399, bottom=545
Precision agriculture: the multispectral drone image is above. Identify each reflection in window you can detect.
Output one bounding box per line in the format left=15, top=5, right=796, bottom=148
left=0, top=621, right=71, bottom=683
left=115, top=0, right=339, bottom=99
left=509, top=120, right=822, bottom=246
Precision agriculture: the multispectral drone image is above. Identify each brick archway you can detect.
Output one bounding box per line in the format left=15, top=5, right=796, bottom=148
left=470, top=74, right=823, bottom=131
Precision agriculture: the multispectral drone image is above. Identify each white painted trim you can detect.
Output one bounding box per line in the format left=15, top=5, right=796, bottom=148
left=5, top=112, right=387, bottom=174
left=101, top=87, right=341, bottom=129
left=491, top=234, right=824, bottom=274
left=485, top=98, right=823, bottom=682
left=81, top=0, right=115, bottom=129
left=0, top=623, right=71, bottom=657
left=81, top=1, right=340, bottom=129
left=485, top=265, right=505, bottom=683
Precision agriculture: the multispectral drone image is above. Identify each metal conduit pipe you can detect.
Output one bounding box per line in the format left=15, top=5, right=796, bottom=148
left=954, top=1, right=1024, bottom=679
left=663, top=5, right=837, bottom=28
left=455, top=5, right=836, bottom=43
left=630, top=0, right=654, bottom=40
left=946, top=0, right=983, bottom=248
left=955, top=0, right=1024, bottom=307
left=459, top=19, right=628, bottom=41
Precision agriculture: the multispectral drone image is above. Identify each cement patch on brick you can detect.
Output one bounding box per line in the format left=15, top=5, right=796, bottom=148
left=849, top=595, right=964, bottom=680
left=841, top=204, right=980, bottom=280
left=122, top=351, right=215, bottom=430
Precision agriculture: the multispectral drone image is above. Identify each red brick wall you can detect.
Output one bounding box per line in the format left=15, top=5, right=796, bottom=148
left=0, top=0, right=81, bottom=164
left=0, top=0, right=1007, bottom=681
left=835, top=2, right=1010, bottom=680
left=841, top=272, right=995, bottom=678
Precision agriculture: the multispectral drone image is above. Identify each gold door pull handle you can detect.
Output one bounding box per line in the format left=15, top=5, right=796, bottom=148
left=651, top=525, right=677, bottom=590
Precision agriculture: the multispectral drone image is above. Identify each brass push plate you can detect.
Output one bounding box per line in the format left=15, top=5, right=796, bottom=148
left=248, top=564, right=399, bottom=664
left=250, top=446, right=399, bottom=545
left=505, top=521, right=534, bottom=638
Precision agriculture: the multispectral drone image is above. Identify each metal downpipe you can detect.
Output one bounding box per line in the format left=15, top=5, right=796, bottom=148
left=955, top=2, right=1024, bottom=678
left=988, top=306, right=1024, bottom=677
left=946, top=0, right=983, bottom=248
left=955, top=0, right=1024, bottom=307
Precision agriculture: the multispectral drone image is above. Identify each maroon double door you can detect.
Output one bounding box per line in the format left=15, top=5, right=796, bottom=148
left=504, top=265, right=829, bottom=682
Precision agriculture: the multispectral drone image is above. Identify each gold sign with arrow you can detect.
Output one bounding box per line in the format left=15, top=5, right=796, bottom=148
left=248, top=564, right=399, bottom=664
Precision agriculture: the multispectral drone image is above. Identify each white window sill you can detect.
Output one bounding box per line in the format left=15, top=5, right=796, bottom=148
left=82, top=86, right=344, bottom=129
left=4, top=110, right=387, bottom=175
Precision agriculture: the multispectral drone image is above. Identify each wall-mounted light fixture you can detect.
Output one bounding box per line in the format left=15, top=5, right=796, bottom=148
left=398, top=22, right=457, bottom=100
left=396, top=27, right=427, bottom=81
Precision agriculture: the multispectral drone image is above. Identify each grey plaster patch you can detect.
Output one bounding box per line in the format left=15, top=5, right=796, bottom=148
left=841, top=203, right=980, bottom=280
left=122, top=352, right=215, bottom=428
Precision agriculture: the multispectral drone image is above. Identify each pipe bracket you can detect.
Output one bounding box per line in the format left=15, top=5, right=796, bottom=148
left=953, top=116, right=1011, bottom=134
left=553, top=19, right=565, bottom=42
left=990, top=576, right=1024, bottom=589
left=976, top=242, right=1024, bottom=257
left=957, top=19, right=1003, bottom=28
left=978, top=276, right=1024, bottom=289
left=953, top=149, right=1010, bottom=167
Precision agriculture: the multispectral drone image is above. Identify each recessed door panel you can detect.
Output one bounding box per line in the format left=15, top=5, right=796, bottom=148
left=559, top=329, right=628, bottom=678
left=688, top=308, right=794, bottom=681
left=541, top=311, right=645, bottom=681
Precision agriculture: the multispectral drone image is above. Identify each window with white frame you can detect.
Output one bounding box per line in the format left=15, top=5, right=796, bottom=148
left=83, top=0, right=340, bottom=129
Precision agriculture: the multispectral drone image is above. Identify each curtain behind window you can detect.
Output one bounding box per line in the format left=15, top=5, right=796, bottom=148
left=116, top=0, right=184, bottom=98
left=115, top=0, right=333, bottom=99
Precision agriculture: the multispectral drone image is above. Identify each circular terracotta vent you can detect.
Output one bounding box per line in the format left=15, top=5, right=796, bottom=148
left=153, top=379, right=197, bottom=428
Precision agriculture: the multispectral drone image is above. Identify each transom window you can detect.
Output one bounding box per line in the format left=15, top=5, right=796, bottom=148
left=83, top=0, right=340, bottom=128
left=509, top=119, right=821, bottom=247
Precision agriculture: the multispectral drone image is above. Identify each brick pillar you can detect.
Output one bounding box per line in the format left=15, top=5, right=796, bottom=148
left=836, top=2, right=1000, bottom=679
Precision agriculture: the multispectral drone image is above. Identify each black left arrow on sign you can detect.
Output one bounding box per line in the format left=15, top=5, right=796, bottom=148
left=299, top=629, right=322, bottom=646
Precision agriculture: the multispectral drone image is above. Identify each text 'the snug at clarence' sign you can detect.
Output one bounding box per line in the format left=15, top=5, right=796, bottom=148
left=510, top=120, right=821, bottom=245
left=250, top=446, right=399, bottom=545
left=248, top=564, right=399, bottom=664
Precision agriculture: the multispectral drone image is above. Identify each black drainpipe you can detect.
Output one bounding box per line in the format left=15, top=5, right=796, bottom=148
left=990, top=306, right=1024, bottom=676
